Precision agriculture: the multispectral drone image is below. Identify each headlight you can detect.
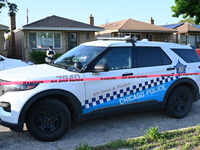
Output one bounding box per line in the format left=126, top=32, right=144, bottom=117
left=3, top=83, right=39, bottom=93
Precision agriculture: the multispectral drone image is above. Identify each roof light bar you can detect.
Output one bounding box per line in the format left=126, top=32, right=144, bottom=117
left=97, top=37, right=137, bottom=43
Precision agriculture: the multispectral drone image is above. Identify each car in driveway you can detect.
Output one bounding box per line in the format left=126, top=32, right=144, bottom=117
left=0, top=55, right=33, bottom=71
left=196, top=49, right=200, bottom=56
left=0, top=37, right=200, bottom=142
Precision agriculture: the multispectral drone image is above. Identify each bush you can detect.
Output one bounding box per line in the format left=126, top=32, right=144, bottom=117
left=30, top=51, right=46, bottom=64
left=55, top=53, right=63, bottom=59
left=30, top=50, right=63, bottom=64
left=145, top=126, right=161, bottom=141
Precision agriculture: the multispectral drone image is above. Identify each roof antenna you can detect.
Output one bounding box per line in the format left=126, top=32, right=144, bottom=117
left=129, top=37, right=137, bottom=46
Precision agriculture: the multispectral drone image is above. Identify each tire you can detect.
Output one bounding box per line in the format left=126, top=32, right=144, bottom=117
left=165, top=86, right=193, bottom=119
left=26, top=98, right=71, bottom=141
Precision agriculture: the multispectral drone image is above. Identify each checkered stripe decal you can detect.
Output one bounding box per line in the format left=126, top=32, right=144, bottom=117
left=82, top=75, right=179, bottom=110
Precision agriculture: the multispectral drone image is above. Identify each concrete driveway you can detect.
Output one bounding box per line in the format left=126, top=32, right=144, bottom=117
left=1, top=101, right=200, bottom=150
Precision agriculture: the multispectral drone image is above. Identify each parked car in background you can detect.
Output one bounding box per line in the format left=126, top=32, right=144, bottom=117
left=0, top=55, right=34, bottom=71
left=196, top=49, right=200, bottom=56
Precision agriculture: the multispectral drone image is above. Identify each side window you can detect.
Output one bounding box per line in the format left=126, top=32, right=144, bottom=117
left=137, top=47, right=171, bottom=67
left=171, top=48, right=200, bottom=63
left=97, top=47, right=133, bottom=70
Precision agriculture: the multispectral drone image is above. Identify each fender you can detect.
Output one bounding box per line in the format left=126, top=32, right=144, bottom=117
left=18, top=89, right=83, bottom=125
left=163, top=77, right=200, bottom=106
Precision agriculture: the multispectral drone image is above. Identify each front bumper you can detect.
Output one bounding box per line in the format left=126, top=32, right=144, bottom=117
left=0, top=117, right=23, bottom=132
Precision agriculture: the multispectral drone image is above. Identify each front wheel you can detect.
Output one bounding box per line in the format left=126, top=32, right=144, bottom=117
left=26, top=98, right=71, bottom=141
left=165, top=86, right=193, bottom=119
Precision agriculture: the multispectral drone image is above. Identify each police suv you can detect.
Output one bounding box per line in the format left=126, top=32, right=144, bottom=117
left=0, top=37, right=200, bottom=141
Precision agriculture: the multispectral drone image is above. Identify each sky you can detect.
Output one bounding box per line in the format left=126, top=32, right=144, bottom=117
left=0, top=0, right=182, bottom=28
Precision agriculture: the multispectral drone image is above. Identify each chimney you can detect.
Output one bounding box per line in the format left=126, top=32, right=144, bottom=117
left=88, top=14, right=94, bottom=26
left=149, top=17, right=154, bottom=24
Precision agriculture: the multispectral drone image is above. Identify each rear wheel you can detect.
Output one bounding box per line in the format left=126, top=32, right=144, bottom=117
left=26, top=98, right=71, bottom=141
left=165, top=86, right=193, bottom=118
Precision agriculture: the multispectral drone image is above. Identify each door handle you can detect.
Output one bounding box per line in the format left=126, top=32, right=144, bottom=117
left=122, top=73, right=133, bottom=76
left=167, top=67, right=175, bottom=71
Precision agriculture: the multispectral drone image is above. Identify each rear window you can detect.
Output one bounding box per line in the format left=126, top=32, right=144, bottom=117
left=171, top=48, right=200, bottom=63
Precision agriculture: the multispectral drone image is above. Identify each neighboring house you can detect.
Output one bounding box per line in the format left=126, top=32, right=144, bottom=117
left=14, top=15, right=103, bottom=60
left=97, top=18, right=176, bottom=42
left=161, top=22, right=200, bottom=48
left=0, top=24, right=9, bottom=56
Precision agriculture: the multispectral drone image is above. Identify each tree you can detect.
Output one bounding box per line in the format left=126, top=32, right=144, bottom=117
left=179, top=17, right=199, bottom=24
left=0, top=0, right=5, bottom=11
left=171, top=0, right=200, bottom=24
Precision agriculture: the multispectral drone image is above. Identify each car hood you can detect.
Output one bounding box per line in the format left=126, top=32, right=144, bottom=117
left=0, top=56, right=31, bottom=71
left=0, top=64, right=78, bottom=81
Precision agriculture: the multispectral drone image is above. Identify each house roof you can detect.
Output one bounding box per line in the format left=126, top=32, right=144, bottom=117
left=22, top=15, right=103, bottom=32
left=192, top=24, right=200, bottom=28
left=161, top=23, right=184, bottom=29
left=177, top=22, right=200, bottom=33
left=0, top=24, right=9, bottom=30
left=99, top=19, right=175, bottom=33
left=161, top=22, right=200, bottom=33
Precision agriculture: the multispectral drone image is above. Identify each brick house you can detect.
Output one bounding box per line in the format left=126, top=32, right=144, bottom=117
left=161, top=22, right=200, bottom=48
left=97, top=18, right=176, bottom=42
left=14, top=15, right=103, bottom=60
left=0, top=24, right=9, bottom=56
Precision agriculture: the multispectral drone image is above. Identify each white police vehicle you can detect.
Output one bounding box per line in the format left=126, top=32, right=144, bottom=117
left=0, top=55, right=33, bottom=71
left=0, top=37, right=200, bottom=141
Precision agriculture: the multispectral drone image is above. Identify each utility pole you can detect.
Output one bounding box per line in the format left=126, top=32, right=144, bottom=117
left=8, top=7, right=15, bottom=57
left=0, top=0, right=18, bottom=58
left=7, top=2, right=17, bottom=58
left=26, top=8, right=28, bottom=24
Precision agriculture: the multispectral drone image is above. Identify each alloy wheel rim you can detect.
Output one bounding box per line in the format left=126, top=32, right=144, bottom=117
left=174, top=94, right=188, bottom=112
left=35, top=109, right=61, bottom=132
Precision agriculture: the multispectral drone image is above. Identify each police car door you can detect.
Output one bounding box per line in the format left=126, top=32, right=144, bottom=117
left=83, top=47, right=139, bottom=114
left=135, top=46, right=176, bottom=108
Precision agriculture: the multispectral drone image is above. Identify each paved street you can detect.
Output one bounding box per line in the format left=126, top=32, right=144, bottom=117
left=1, top=101, right=200, bottom=150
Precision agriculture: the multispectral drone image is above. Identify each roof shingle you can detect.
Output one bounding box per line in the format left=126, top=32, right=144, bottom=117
left=162, top=22, right=200, bottom=33
left=23, top=15, right=103, bottom=31
left=99, top=19, right=175, bottom=33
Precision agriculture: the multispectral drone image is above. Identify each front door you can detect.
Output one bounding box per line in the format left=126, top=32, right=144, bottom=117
left=83, top=47, right=139, bottom=114
left=68, top=32, right=77, bottom=50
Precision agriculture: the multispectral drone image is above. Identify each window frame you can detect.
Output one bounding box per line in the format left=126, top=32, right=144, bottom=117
left=28, top=31, right=62, bottom=49
left=135, top=46, right=172, bottom=68
left=171, top=48, right=200, bottom=63
left=85, top=46, right=135, bottom=72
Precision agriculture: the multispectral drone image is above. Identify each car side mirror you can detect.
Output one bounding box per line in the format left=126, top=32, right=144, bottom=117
left=0, top=57, right=4, bottom=61
left=93, top=63, right=109, bottom=74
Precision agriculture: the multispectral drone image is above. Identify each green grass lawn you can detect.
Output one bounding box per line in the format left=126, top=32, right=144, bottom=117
left=75, top=125, right=200, bottom=150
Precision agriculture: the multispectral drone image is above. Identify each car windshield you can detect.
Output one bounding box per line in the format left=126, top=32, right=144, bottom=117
left=54, top=45, right=106, bottom=72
